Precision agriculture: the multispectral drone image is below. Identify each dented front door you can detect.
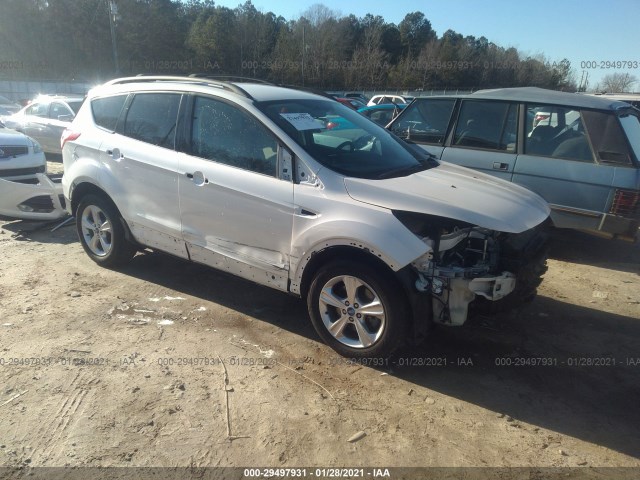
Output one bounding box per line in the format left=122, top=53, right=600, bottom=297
left=178, top=95, right=294, bottom=291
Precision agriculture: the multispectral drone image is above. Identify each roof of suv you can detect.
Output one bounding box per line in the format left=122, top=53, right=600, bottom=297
left=95, top=76, right=327, bottom=103
left=457, top=87, right=631, bottom=111
left=33, top=94, right=85, bottom=103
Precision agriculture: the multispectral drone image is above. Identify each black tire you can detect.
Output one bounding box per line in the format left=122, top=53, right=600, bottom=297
left=76, top=194, right=137, bottom=268
left=307, top=261, right=407, bottom=358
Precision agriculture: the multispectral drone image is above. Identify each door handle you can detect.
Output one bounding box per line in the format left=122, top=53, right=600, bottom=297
left=106, top=148, right=124, bottom=161
left=493, top=162, right=509, bottom=171
left=186, top=171, right=208, bottom=185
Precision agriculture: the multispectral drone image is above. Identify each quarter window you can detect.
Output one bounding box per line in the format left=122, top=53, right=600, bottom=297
left=190, top=96, right=278, bottom=176
left=91, top=95, right=128, bottom=132
left=525, top=104, right=593, bottom=162
left=123, top=93, right=181, bottom=149
left=453, top=101, right=517, bottom=152
left=582, top=110, right=633, bottom=165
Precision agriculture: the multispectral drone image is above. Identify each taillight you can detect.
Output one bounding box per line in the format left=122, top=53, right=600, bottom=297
left=325, top=121, right=339, bottom=130
left=61, top=129, right=81, bottom=149
left=610, top=188, right=640, bottom=218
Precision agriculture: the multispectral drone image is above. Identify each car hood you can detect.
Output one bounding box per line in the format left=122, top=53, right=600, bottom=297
left=0, top=128, right=30, bottom=145
left=344, top=162, right=550, bottom=233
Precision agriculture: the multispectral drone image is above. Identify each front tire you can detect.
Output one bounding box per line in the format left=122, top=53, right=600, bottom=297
left=76, top=194, right=136, bottom=268
left=307, top=261, right=407, bottom=358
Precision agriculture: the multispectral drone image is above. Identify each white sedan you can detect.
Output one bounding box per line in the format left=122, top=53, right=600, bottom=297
left=0, top=121, right=65, bottom=220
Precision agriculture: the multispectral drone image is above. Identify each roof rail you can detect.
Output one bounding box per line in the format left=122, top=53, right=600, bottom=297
left=102, top=76, right=254, bottom=100
left=188, top=73, right=272, bottom=85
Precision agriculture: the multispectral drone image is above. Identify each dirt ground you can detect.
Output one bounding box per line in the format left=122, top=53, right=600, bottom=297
left=0, top=161, right=639, bottom=475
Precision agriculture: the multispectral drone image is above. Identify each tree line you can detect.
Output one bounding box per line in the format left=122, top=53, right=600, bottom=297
left=0, top=0, right=577, bottom=91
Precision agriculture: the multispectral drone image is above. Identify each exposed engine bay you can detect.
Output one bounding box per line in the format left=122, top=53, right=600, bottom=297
left=395, top=211, right=548, bottom=327
left=411, top=227, right=516, bottom=325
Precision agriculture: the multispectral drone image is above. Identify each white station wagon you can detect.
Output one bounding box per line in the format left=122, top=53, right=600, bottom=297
left=62, top=76, right=550, bottom=358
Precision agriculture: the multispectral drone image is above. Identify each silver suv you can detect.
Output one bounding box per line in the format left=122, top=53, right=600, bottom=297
left=62, top=76, right=550, bottom=358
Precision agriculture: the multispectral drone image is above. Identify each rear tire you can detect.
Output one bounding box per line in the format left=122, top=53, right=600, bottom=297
left=307, top=261, right=407, bottom=358
left=76, top=194, right=136, bottom=268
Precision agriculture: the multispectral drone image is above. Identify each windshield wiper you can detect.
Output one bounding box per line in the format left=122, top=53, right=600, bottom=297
left=376, top=158, right=434, bottom=179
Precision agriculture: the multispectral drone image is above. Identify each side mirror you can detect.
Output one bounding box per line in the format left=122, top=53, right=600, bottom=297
left=58, top=114, right=74, bottom=122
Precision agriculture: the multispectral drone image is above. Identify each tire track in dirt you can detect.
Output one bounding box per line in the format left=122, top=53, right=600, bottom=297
left=26, top=371, right=99, bottom=464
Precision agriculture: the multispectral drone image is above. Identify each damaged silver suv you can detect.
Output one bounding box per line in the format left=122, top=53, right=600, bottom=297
left=62, top=76, right=550, bottom=358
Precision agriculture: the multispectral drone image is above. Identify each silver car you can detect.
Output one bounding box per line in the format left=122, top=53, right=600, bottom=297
left=62, top=77, right=550, bottom=358
left=388, top=87, right=640, bottom=241
left=4, top=95, right=83, bottom=155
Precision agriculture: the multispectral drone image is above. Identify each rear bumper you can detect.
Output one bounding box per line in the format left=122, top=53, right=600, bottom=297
left=0, top=173, right=66, bottom=220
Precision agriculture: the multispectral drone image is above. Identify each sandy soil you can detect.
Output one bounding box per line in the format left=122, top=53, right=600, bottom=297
left=0, top=162, right=639, bottom=475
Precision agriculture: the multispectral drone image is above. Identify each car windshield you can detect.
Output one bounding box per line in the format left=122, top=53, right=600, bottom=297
left=256, top=98, right=437, bottom=179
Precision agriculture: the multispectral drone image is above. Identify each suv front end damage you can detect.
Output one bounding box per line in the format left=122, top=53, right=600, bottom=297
left=396, top=211, right=548, bottom=327
left=0, top=173, right=66, bottom=220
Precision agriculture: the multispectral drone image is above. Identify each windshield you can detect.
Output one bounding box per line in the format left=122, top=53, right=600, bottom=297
left=256, top=98, right=437, bottom=179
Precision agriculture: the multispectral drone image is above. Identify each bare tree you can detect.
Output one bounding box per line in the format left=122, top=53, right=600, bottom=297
left=599, top=73, right=638, bottom=93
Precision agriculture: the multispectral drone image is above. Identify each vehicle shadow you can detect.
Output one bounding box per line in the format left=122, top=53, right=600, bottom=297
left=121, top=250, right=640, bottom=459
left=392, top=295, right=640, bottom=460
left=45, top=153, right=63, bottom=163
left=0, top=216, right=76, bottom=245
left=121, top=249, right=315, bottom=337
left=549, top=229, right=640, bottom=274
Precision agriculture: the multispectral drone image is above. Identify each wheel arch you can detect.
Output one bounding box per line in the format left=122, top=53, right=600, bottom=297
left=297, top=244, right=405, bottom=301
left=71, top=181, right=137, bottom=244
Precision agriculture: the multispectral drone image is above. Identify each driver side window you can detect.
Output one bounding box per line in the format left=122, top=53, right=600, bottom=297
left=190, top=96, right=278, bottom=176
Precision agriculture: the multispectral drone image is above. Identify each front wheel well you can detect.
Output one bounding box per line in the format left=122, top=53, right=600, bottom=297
left=299, top=245, right=402, bottom=300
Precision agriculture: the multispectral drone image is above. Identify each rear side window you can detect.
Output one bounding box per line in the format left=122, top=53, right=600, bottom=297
left=525, top=104, right=593, bottom=162
left=453, top=101, right=517, bottom=151
left=123, top=93, right=181, bottom=149
left=390, top=98, right=456, bottom=145
left=582, top=110, right=633, bottom=165
left=91, top=95, right=127, bottom=132
left=49, top=102, right=73, bottom=119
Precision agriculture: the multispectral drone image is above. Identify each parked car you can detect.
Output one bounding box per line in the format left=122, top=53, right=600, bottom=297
left=62, top=76, right=550, bottom=358
left=388, top=87, right=640, bottom=241
left=367, top=94, right=414, bottom=107
left=586, top=93, right=640, bottom=109
left=4, top=95, right=83, bottom=155
left=0, top=95, right=21, bottom=116
left=335, top=97, right=367, bottom=110
left=344, top=92, right=370, bottom=104
left=0, top=120, right=65, bottom=220
left=358, top=103, right=407, bottom=126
